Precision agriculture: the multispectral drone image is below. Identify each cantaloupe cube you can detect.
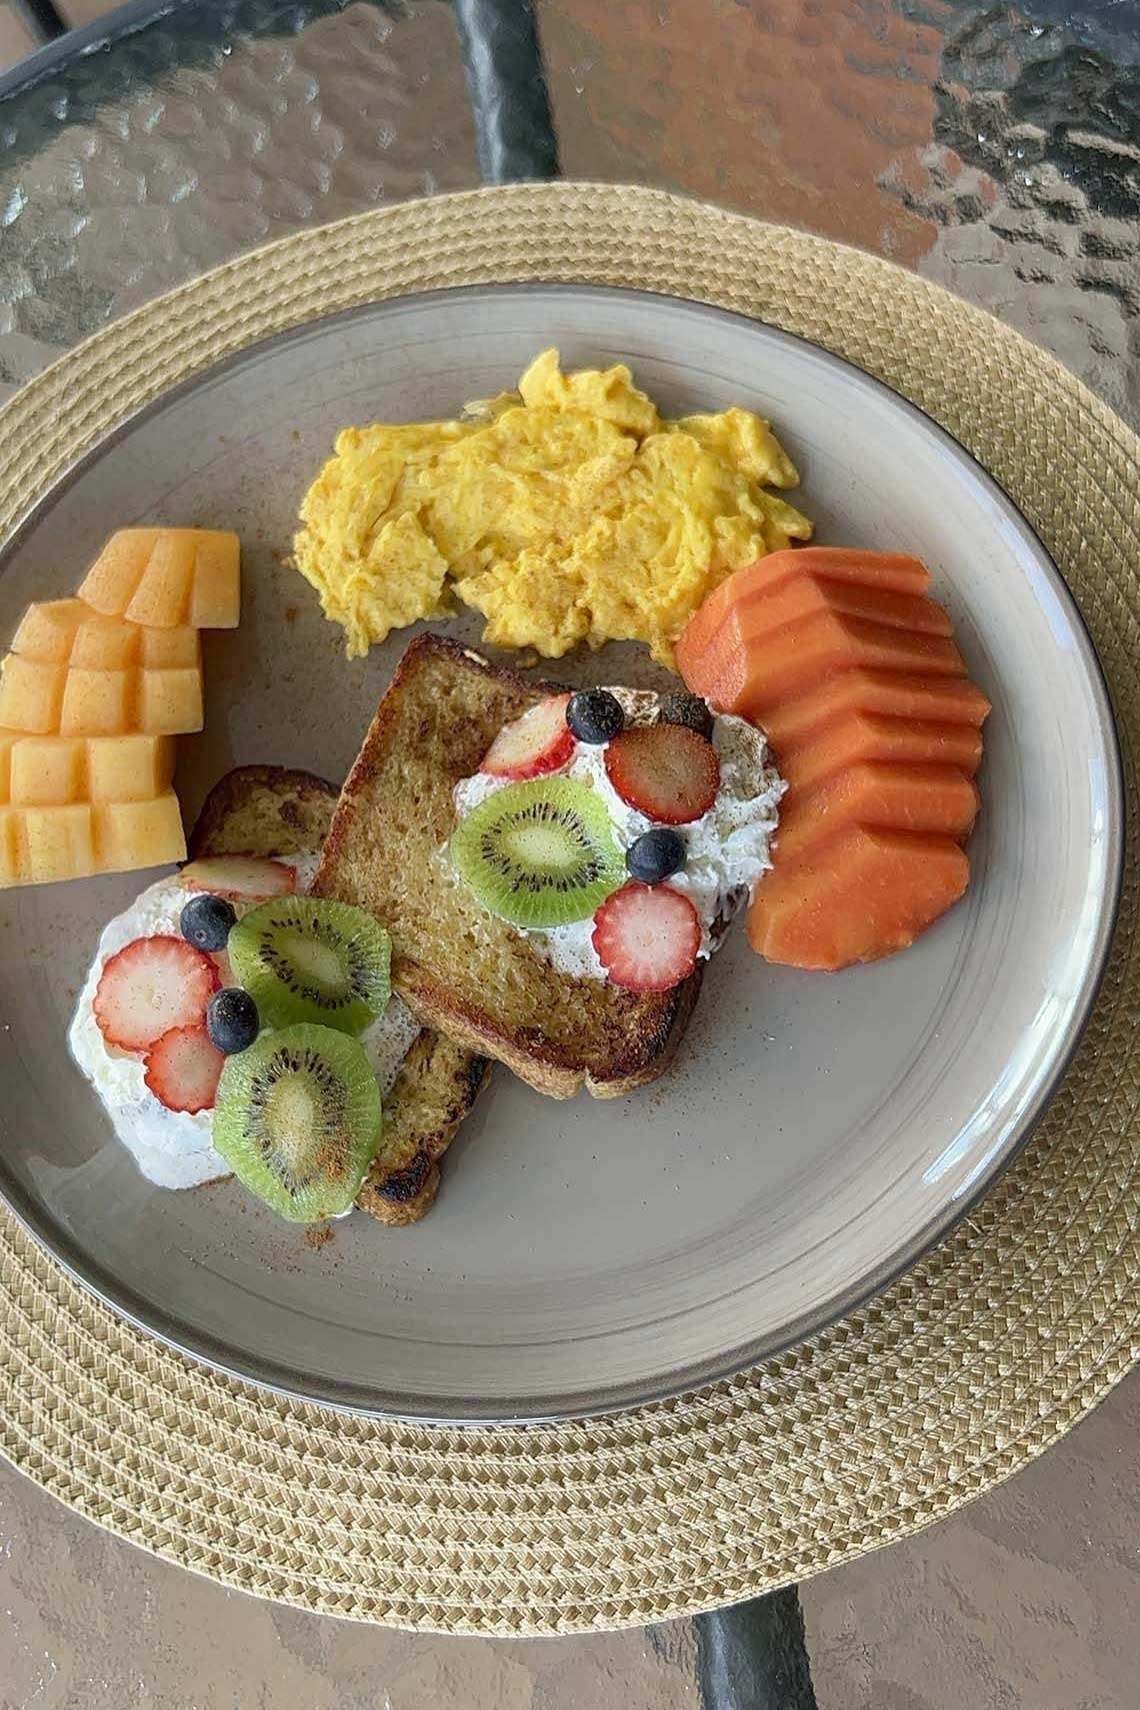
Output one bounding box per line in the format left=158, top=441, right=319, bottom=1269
left=70, top=612, right=140, bottom=670
left=140, top=625, right=200, bottom=670
left=0, top=656, right=68, bottom=733
left=78, top=530, right=158, bottom=617
left=125, top=532, right=195, bottom=628
left=0, top=732, right=19, bottom=805
left=0, top=807, right=27, bottom=886
left=23, top=804, right=97, bottom=883
left=94, top=793, right=186, bottom=873
left=86, top=734, right=174, bottom=802
left=137, top=667, right=202, bottom=734
left=190, top=531, right=241, bottom=628
left=11, top=600, right=87, bottom=663
left=10, top=737, right=85, bottom=806
left=59, top=667, right=134, bottom=737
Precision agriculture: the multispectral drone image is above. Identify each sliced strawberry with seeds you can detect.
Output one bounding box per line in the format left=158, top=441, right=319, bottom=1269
left=94, top=935, right=219, bottom=1053
left=179, top=855, right=296, bottom=901
left=604, top=725, right=720, bottom=824
left=482, top=694, right=575, bottom=780
left=144, top=1023, right=225, bottom=1114
left=592, top=883, right=701, bottom=992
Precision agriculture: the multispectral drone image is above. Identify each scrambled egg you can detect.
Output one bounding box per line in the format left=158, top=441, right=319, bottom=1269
left=294, top=348, right=812, bottom=665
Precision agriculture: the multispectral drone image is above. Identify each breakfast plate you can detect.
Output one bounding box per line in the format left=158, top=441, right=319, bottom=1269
left=0, top=284, right=1122, bottom=1422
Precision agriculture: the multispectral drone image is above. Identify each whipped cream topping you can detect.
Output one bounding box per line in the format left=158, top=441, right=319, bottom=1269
left=452, top=689, right=785, bottom=980
left=68, top=855, right=421, bottom=1190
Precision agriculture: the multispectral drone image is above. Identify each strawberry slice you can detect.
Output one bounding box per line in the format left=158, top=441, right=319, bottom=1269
left=179, top=855, right=296, bottom=901
left=592, top=883, right=701, bottom=992
left=604, top=725, right=720, bottom=824
left=144, top=1023, right=225, bottom=1114
left=94, top=935, right=220, bottom=1053
left=482, top=694, right=575, bottom=780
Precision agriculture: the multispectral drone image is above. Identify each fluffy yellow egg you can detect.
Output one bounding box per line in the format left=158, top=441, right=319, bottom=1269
left=293, top=350, right=812, bottom=664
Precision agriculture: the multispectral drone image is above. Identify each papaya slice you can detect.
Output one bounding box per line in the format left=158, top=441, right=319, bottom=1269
left=775, top=761, right=980, bottom=865
left=747, top=824, right=970, bottom=971
left=780, top=709, right=984, bottom=793
left=689, top=608, right=967, bottom=720
left=759, top=668, right=991, bottom=751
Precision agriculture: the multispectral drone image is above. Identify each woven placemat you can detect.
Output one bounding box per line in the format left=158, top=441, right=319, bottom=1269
left=1, top=184, right=1138, bottom=1636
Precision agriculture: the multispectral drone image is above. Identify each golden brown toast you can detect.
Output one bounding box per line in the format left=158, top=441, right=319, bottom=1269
left=189, top=764, right=488, bottom=1224
left=312, top=637, right=702, bottom=1098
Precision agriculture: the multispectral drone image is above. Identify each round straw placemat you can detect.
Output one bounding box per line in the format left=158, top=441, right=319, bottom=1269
left=1, top=184, right=1138, bottom=1636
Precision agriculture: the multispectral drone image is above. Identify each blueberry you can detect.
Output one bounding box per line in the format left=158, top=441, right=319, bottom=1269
left=657, top=691, right=714, bottom=740
left=626, top=827, right=687, bottom=884
left=206, top=987, right=260, bottom=1055
left=566, top=688, right=624, bottom=744
left=180, top=892, right=237, bottom=952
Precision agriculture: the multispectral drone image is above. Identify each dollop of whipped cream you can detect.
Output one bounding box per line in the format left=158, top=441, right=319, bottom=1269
left=68, top=855, right=421, bottom=1190
left=452, top=689, right=785, bottom=980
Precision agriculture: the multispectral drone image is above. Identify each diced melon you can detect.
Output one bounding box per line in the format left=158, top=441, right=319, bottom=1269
left=59, top=667, right=134, bottom=737
left=94, top=793, right=186, bottom=873
left=140, top=625, right=200, bottom=669
left=70, top=612, right=141, bottom=670
left=759, top=668, right=992, bottom=751
left=190, top=531, right=241, bottom=628
left=780, top=710, right=985, bottom=793
left=0, top=807, right=27, bottom=886
left=22, top=803, right=97, bottom=883
left=86, top=734, right=175, bottom=803
left=0, top=732, right=18, bottom=805
left=137, top=667, right=203, bottom=735
left=10, top=737, right=85, bottom=806
left=775, top=761, right=980, bottom=865
left=125, top=532, right=195, bottom=628
left=11, top=600, right=87, bottom=663
left=748, top=824, right=970, bottom=970
left=78, top=530, right=159, bottom=617
left=0, top=655, right=68, bottom=733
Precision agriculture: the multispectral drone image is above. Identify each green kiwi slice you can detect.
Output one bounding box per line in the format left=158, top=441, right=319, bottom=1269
left=450, top=776, right=625, bottom=928
left=213, top=1023, right=381, bottom=1222
left=228, top=896, right=390, bottom=1034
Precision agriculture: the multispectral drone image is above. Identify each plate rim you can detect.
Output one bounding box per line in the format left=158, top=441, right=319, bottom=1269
left=0, top=280, right=1125, bottom=1424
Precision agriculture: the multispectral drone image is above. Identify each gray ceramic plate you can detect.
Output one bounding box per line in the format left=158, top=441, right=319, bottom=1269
left=0, top=286, right=1122, bottom=1422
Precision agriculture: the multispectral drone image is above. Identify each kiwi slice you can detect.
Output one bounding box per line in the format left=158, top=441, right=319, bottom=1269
left=229, top=896, right=390, bottom=1035
left=451, top=776, right=625, bottom=928
left=213, top=1023, right=381, bottom=1222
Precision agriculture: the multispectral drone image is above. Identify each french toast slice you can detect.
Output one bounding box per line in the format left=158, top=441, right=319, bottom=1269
left=312, top=637, right=703, bottom=1098
left=189, top=764, right=488, bottom=1224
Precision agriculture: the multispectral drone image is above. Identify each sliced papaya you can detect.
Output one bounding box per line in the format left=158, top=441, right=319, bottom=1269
left=759, top=668, right=991, bottom=751
left=780, top=710, right=984, bottom=793
left=775, top=761, right=979, bottom=865
left=689, top=608, right=967, bottom=720
left=747, top=824, right=970, bottom=971
left=677, top=547, right=932, bottom=670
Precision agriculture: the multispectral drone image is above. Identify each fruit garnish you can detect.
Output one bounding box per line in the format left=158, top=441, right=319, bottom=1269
left=180, top=892, right=238, bottom=951
left=227, top=895, right=391, bottom=1034
left=657, top=690, right=714, bottom=739
left=450, top=776, right=625, bottom=929
left=206, top=986, right=260, bottom=1055
left=625, top=826, right=686, bottom=884
left=179, top=855, right=296, bottom=901
left=93, top=935, right=219, bottom=1052
left=592, top=882, right=701, bottom=992
left=482, top=693, right=575, bottom=780
left=143, top=1023, right=225, bottom=1113
left=604, top=724, right=720, bottom=824
left=566, top=688, right=624, bottom=744
left=212, top=1023, right=382, bottom=1222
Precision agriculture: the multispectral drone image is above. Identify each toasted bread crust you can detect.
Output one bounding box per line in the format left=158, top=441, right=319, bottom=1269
left=313, top=636, right=703, bottom=1099
left=190, top=763, right=487, bottom=1223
